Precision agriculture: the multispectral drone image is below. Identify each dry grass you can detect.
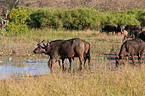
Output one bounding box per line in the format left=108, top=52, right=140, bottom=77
left=0, top=28, right=123, bottom=56
left=0, top=29, right=145, bottom=95
left=1, top=65, right=145, bottom=95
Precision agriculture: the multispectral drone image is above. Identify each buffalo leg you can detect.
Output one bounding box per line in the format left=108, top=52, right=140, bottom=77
left=138, top=50, right=144, bottom=64
left=130, top=54, right=135, bottom=66
left=137, top=53, right=141, bottom=63
left=88, top=56, right=91, bottom=70
left=85, top=54, right=91, bottom=70
left=48, top=60, right=51, bottom=71
left=58, top=59, right=63, bottom=71
left=140, top=50, right=144, bottom=63
left=79, top=55, right=84, bottom=70
left=50, top=59, right=55, bottom=72
left=84, top=54, right=87, bottom=69
left=68, top=58, right=72, bottom=72
left=62, top=58, right=65, bottom=71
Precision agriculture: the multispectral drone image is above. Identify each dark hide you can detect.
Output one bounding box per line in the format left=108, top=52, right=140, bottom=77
left=102, top=25, right=117, bottom=34
left=102, top=24, right=125, bottom=34
left=116, top=37, right=145, bottom=67
left=122, top=25, right=142, bottom=41
left=33, top=38, right=91, bottom=72
left=125, top=25, right=142, bottom=32
left=116, top=24, right=125, bottom=34
left=125, top=29, right=141, bottom=40
left=138, top=31, right=145, bottom=42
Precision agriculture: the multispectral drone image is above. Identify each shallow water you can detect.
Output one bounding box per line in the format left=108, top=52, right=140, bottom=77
left=0, top=56, right=51, bottom=80
left=0, top=54, right=118, bottom=80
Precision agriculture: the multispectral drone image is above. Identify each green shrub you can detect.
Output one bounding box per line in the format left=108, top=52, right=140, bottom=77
left=103, top=11, right=140, bottom=26
left=7, top=22, right=28, bottom=36
left=28, top=8, right=64, bottom=29
left=6, top=6, right=145, bottom=32
left=29, top=7, right=104, bottom=30
left=8, top=6, right=32, bottom=24
left=62, top=8, right=102, bottom=30
left=139, top=15, right=145, bottom=27
left=7, top=6, right=32, bottom=35
left=28, top=7, right=144, bottom=30
left=137, top=10, right=145, bottom=27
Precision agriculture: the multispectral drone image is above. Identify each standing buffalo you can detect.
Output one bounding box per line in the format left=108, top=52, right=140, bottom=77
left=122, top=29, right=141, bottom=41
left=102, top=25, right=117, bottom=34
left=122, top=25, right=142, bottom=41
left=124, top=25, right=142, bottom=32
left=115, top=32, right=145, bottom=67
left=33, top=40, right=65, bottom=70
left=33, top=38, right=91, bottom=72
left=102, top=24, right=125, bottom=34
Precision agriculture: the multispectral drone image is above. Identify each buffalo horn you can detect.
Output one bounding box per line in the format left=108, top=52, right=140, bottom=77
left=41, top=40, right=47, bottom=47
left=46, top=41, right=50, bottom=46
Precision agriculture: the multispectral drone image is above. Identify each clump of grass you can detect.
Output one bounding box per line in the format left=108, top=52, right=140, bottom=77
left=0, top=65, right=145, bottom=95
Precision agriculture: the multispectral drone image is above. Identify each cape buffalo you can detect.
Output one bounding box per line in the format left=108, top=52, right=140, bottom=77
left=33, top=40, right=65, bottom=70
left=116, top=36, right=145, bottom=67
left=122, top=25, right=142, bottom=41
left=33, top=38, right=91, bottom=72
left=122, top=29, right=141, bottom=41
left=124, top=25, right=142, bottom=32
left=102, top=25, right=117, bottom=34
left=102, top=24, right=125, bottom=34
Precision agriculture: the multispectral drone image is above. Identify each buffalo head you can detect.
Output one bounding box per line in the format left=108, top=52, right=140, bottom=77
left=33, top=40, right=50, bottom=54
left=115, top=56, right=122, bottom=67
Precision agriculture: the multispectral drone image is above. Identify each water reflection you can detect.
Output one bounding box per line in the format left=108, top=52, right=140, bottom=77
left=0, top=56, right=51, bottom=80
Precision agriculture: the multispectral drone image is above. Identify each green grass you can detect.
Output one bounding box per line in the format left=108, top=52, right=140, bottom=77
left=1, top=29, right=145, bottom=95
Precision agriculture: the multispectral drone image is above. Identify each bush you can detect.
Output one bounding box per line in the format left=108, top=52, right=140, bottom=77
left=103, top=10, right=141, bottom=26
left=7, top=22, right=28, bottom=36
left=8, top=6, right=32, bottom=24
left=28, top=8, right=64, bottom=29
left=29, top=7, right=144, bottom=30
left=6, top=6, right=145, bottom=32
left=29, top=7, right=104, bottom=30
left=137, top=10, right=145, bottom=27
left=7, top=6, right=32, bottom=35
left=62, top=8, right=102, bottom=30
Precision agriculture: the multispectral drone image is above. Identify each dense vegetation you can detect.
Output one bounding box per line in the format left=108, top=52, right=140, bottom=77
left=1, top=6, right=145, bottom=35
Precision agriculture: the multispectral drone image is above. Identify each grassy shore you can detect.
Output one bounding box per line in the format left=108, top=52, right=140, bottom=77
left=0, top=29, right=145, bottom=95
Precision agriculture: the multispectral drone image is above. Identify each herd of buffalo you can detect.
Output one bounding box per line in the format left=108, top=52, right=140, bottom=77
left=33, top=24, right=145, bottom=72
